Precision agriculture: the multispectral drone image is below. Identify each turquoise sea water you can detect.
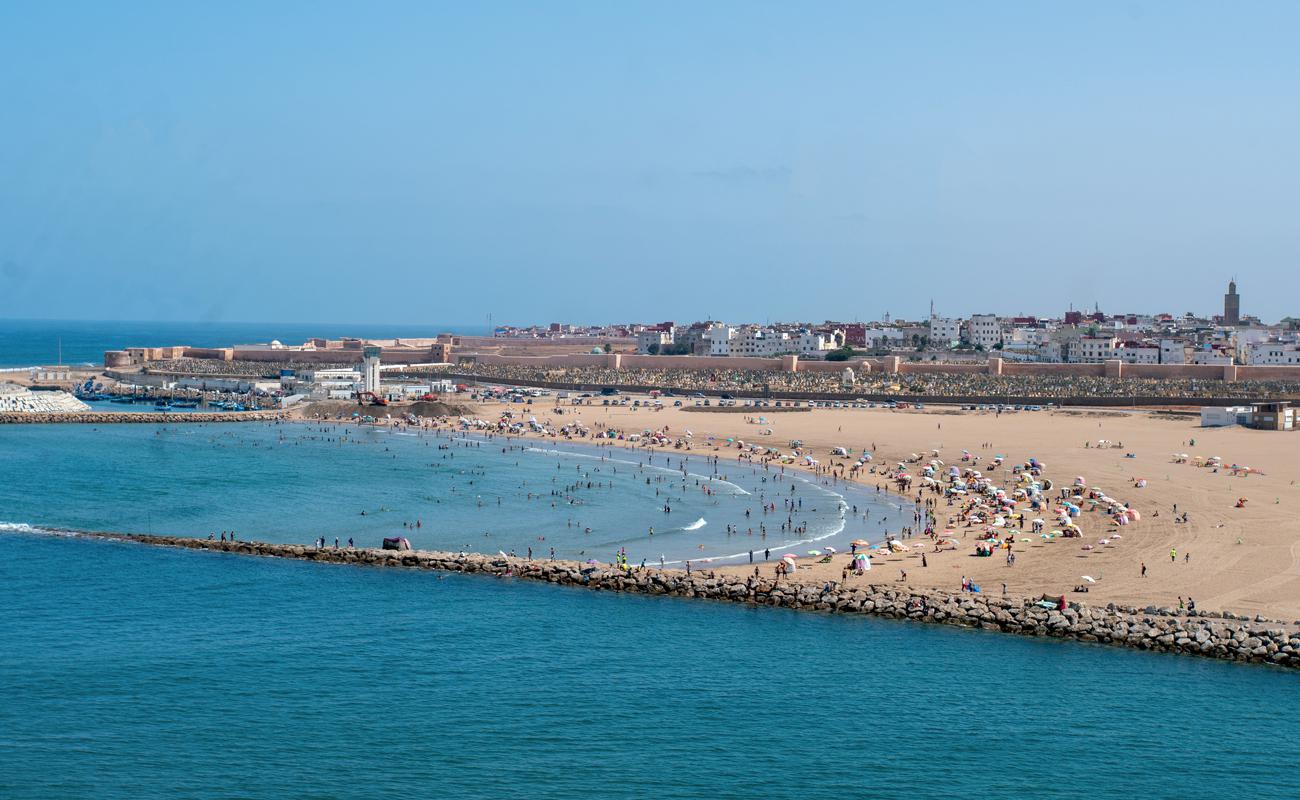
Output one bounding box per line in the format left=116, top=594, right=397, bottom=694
left=0, top=422, right=908, bottom=565
left=1, top=531, right=1297, bottom=799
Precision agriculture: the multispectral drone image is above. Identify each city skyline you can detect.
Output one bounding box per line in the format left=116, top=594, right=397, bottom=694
left=0, top=277, right=1278, bottom=329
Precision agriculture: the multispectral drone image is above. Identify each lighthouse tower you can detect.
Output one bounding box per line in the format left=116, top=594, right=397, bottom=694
left=362, top=346, right=382, bottom=394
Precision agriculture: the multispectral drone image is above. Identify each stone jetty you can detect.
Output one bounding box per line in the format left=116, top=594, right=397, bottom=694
left=0, top=411, right=286, bottom=424
left=78, top=532, right=1300, bottom=670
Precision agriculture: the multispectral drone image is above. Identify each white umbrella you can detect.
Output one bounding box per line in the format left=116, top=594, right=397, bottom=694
left=1081, top=575, right=1096, bottom=583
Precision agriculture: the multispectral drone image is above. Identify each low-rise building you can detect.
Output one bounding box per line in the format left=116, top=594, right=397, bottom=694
left=1116, top=342, right=1160, bottom=364
left=1079, top=336, right=1118, bottom=363
left=1243, top=340, right=1300, bottom=365
left=966, top=315, right=1002, bottom=349
left=636, top=330, right=674, bottom=354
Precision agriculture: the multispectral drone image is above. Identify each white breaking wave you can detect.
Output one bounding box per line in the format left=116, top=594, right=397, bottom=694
left=0, top=521, right=76, bottom=537
left=680, top=518, right=707, bottom=531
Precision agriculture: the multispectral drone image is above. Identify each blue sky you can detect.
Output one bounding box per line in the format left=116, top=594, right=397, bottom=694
left=1, top=1, right=1296, bottom=325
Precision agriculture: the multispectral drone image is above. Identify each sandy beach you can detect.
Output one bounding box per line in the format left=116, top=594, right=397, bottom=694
left=433, top=398, right=1300, bottom=622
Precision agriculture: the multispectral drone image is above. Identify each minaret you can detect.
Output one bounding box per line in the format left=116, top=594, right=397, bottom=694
left=1224, top=279, right=1240, bottom=326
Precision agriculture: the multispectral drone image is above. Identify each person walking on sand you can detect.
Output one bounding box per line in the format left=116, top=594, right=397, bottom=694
left=1141, top=561, right=1147, bottom=577
left=1170, top=547, right=1177, bottom=562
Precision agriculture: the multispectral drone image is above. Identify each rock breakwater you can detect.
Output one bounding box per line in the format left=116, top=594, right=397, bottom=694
left=0, top=411, right=286, bottom=424
left=73, top=532, right=1300, bottom=670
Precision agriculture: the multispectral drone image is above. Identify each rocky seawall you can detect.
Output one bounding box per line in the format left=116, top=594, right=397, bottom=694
left=78, top=532, right=1300, bottom=670
left=0, top=411, right=286, bottom=424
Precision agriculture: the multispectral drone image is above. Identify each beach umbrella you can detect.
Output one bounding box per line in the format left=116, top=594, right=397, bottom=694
left=824, top=546, right=837, bottom=553
left=1081, top=575, right=1096, bottom=583
left=782, top=553, right=798, bottom=560
left=851, top=539, right=869, bottom=546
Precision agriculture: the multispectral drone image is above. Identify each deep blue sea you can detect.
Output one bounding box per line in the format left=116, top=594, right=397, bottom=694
left=1, top=531, right=1297, bottom=799
left=0, top=318, right=487, bottom=368
left=2, top=326, right=1298, bottom=798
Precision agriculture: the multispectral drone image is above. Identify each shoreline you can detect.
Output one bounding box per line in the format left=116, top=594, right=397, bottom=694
left=10, top=400, right=1300, bottom=622
left=23, top=527, right=1300, bottom=670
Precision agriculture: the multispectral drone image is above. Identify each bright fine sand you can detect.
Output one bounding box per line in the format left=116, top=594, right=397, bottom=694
left=477, top=401, right=1300, bottom=621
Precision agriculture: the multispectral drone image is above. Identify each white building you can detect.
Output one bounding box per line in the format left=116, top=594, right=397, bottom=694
left=928, top=317, right=963, bottom=348
left=1190, top=347, right=1233, bottom=366
left=1200, top=406, right=1252, bottom=427
left=1244, top=340, right=1300, bottom=365
left=792, top=331, right=836, bottom=354
left=706, top=326, right=736, bottom=356
left=282, top=368, right=364, bottom=399
left=1079, top=336, right=1118, bottom=363
left=966, top=314, right=1002, bottom=349
left=1159, top=339, right=1188, bottom=364
left=728, top=327, right=793, bottom=357
left=636, top=330, right=674, bottom=354
left=1116, top=343, right=1160, bottom=364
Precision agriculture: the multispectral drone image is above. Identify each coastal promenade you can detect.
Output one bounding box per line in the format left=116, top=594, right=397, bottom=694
left=74, top=531, right=1300, bottom=670
left=0, top=410, right=287, bottom=424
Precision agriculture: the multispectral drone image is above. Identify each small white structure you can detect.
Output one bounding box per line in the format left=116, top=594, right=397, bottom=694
left=1200, top=406, right=1252, bottom=428
left=840, top=367, right=855, bottom=388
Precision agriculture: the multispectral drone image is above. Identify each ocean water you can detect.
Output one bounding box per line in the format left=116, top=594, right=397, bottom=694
left=0, top=422, right=909, bottom=565
left=0, top=318, right=486, bottom=368
left=4, top=323, right=1297, bottom=798
left=1, top=530, right=1296, bottom=800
